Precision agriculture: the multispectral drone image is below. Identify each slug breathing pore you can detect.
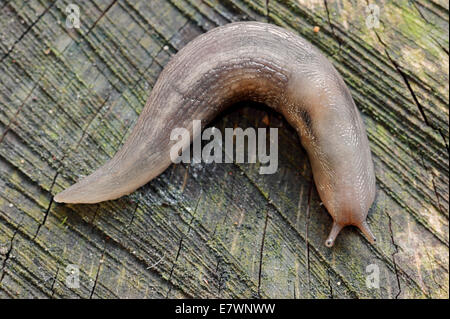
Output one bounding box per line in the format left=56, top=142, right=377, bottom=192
left=54, top=22, right=377, bottom=248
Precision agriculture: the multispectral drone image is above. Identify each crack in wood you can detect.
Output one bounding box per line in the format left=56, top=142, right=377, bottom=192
left=126, top=201, right=139, bottom=229
left=386, top=211, right=402, bottom=298
left=376, top=176, right=448, bottom=247
left=419, top=152, right=448, bottom=219
left=89, top=239, right=107, bottom=299
left=327, top=270, right=333, bottom=299
left=373, top=31, right=449, bottom=156
left=412, top=1, right=450, bottom=57
left=257, top=207, right=269, bottom=298
left=33, top=95, right=110, bottom=239
left=234, top=159, right=431, bottom=297
left=49, top=2, right=154, bottom=100
left=165, top=236, right=184, bottom=298
left=323, top=0, right=342, bottom=57
left=233, top=161, right=358, bottom=296
left=86, top=0, right=118, bottom=36
left=0, top=1, right=56, bottom=64
left=50, top=266, right=59, bottom=298
left=305, top=178, right=313, bottom=296
left=165, top=192, right=202, bottom=298
left=0, top=79, right=42, bottom=146
left=0, top=219, right=22, bottom=285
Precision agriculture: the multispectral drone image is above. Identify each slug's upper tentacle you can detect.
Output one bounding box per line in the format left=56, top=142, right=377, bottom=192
left=54, top=22, right=376, bottom=247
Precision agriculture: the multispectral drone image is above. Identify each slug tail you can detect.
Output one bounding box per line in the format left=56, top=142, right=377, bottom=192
left=325, top=222, right=343, bottom=248
left=54, top=152, right=169, bottom=204
left=357, top=220, right=377, bottom=245
left=53, top=163, right=131, bottom=204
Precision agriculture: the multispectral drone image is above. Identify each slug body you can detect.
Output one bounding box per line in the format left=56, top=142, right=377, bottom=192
left=54, top=22, right=376, bottom=247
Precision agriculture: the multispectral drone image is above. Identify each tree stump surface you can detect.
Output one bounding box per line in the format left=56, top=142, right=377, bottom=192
left=0, top=0, right=448, bottom=298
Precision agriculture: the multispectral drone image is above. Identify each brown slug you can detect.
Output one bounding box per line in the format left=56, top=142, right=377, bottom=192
left=54, top=22, right=376, bottom=247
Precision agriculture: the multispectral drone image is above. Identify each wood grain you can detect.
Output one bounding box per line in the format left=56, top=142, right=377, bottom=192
left=0, top=0, right=447, bottom=298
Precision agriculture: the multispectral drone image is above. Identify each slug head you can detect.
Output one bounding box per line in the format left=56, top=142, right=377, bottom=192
left=313, top=136, right=377, bottom=248
left=286, top=67, right=377, bottom=248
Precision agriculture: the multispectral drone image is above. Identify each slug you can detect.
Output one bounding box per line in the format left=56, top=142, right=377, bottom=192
left=54, top=22, right=376, bottom=247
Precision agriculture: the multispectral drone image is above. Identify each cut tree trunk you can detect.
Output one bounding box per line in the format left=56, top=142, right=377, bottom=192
left=0, top=0, right=448, bottom=298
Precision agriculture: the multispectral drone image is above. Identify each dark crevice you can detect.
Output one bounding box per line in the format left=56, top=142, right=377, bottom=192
left=34, top=93, right=111, bottom=240
left=48, top=1, right=157, bottom=108
left=411, top=0, right=449, bottom=57
left=0, top=221, right=21, bottom=285
left=50, top=267, right=60, bottom=298
left=0, top=79, right=41, bottom=146
left=235, top=162, right=357, bottom=297
left=90, top=239, right=107, bottom=299
left=0, top=153, right=55, bottom=214
left=293, top=280, right=296, bottom=299
left=0, top=201, right=179, bottom=298
left=415, top=0, right=450, bottom=18
left=215, top=260, right=222, bottom=298
left=9, top=55, right=106, bottom=235
left=327, top=270, right=333, bottom=299
left=376, top=176, right=448, bottom=246
left=305, top=179, right=313, bottom=295
left=72, top=95, right=112, bottom=151
left=374, top=32, right=449, bottom=156
left=34, top=197, right=54, bottom=240
left=418, top=153, right=448, bottom=219
left=81, top=215, right=186, bottom=296
left=165, top=193, right=202, bottom=298
left=235, top=160, right=428, bottom=297
left=0, top=1, right=56, bottom=64
left=257, top=208, right=269, bottom=298
left=212, top=167, right=231, bottom=238
left=86, top=0, right=118, bottom=36
left=431, top=35, right=449, bottom=56
left=386, top=212, right=402, bottom=298
left=126, top=202, right=139, bottom=228
left=430, top=174, right=446, bottom=218
left=165, top=237, right=183, bottom=298
left=33, top=155, right=62, bottom=240
left=391, top=53, right=449, bottom=155
left=413, top=0, right=450, bottom=57
left=0, top=42, right=113, bottom=158
left=323, top=0, right=342, bottom=56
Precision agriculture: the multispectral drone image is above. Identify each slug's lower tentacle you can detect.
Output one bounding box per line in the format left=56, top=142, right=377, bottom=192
left=54, top=22, right=377, bottom=247
left=325, top=222, right=343, bottom=248
left=357, top=221, right=377, bottom=244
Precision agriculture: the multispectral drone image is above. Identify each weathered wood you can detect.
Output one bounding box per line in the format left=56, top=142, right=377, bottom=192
left=0, top=0, right=447, bottom=298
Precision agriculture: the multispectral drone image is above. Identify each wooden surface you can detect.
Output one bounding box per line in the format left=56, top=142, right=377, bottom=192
left=0, top=0, right=448, bottom=298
